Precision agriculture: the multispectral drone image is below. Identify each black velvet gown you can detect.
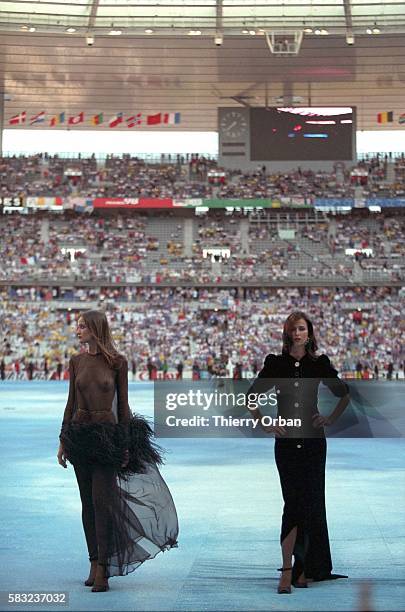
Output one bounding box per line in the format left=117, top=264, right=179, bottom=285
left=247, top=352, right=349, bottom=582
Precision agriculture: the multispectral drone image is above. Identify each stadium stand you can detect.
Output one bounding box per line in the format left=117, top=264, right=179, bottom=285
left=1, top=154, right=405, bottom=198
left=0, top=286, right=403, bottom=380
left=1, top=154, right=403, bottom=380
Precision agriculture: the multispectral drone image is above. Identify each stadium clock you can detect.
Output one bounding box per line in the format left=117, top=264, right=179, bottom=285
left=220, top=111, right=248, bottom=139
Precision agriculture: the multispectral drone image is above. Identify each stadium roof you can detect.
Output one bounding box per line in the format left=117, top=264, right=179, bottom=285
left=1, top=1, right=405, bottom=36
left=1, top=1, right=405, bottom=133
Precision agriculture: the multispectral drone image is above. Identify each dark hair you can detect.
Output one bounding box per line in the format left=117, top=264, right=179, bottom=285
left=282, top=311, right=318, bottom=359
left=79, top=310, right=121, bottom=368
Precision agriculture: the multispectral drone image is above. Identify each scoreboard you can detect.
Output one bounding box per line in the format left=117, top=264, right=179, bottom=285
left=219, top=106, right=356, bottom=168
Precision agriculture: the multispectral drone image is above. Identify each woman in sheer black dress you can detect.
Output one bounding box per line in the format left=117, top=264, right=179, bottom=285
left=247, top=311, right=350, bottom=594
left=57, top=310, right=178, bottom=592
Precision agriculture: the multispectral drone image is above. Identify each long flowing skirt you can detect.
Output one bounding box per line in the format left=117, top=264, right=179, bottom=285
left=60, top=414, right=179, bottom=578
left=107, top=463, right=178, bottom=577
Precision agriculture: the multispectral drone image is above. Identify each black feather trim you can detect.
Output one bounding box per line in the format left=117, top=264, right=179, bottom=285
left=60, top=413, right=164, bottom=479
left=120, top=413, right=164, bottom=480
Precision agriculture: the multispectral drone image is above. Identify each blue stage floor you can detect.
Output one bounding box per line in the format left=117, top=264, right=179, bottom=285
left=0, top=382, right=404, bottom=612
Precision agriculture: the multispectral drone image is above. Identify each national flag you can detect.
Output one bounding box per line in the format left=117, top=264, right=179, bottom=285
left=126, top=113, right=142, bottom=128
left=91, top=113, right=104, bottom=126
left=398, top=113, right=405, bottom=125
left=377, top=111, right=393, bottom=124
left=163, top=112, right=181, bottom=125
left=9, top=112, right=26, bottom=125
left=147, top=112, right=162, bottom=125
left=68, top=111, right=84, bottom=125
left=30, top=111, right=45, bottom=126
left=50, top=112, right=65, bottom=127
left=109, top=112, right=123, bottom=128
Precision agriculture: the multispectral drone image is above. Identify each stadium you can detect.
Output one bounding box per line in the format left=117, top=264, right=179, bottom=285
left=0, top=2, right=404, bottom=611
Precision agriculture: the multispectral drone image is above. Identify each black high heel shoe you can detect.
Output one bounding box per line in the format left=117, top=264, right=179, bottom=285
left=277, top=567, right=292, bottom=594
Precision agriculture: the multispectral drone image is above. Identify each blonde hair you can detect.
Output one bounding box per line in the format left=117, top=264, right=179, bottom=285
left=80, top=310, right=122, bottom=368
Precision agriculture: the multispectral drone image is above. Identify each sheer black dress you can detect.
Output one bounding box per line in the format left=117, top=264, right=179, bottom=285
left=248, top=352, right=349, bottom=582
left=59, top=352, right=178, bottom=578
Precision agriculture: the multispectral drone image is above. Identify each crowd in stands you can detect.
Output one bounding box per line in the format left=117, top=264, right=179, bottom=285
left=0, top=155, right=99, bottom=198
left=247, top=212, right=404, bottom=281
left=330, top=216, right=403, bottom=257
left=1, top=153, right=405, bottom=200
left=358, top=155, right=405, bottom=198
left=1, top=286, right=403, bottom=381
left=0, top=154, right=213, bottom=199
left=0, top=209, right=403, bottom=283
left=102, top=156, right=212, bottom=198
left=217, top=167, right=355, bottom=199
left=0, top=154, right=403, bottom=379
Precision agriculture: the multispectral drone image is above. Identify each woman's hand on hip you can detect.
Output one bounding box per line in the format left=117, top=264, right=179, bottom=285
left=57, top=443, right=67, bottom=468
left=312, top=413, right=332, bottom=428
left=261, top=423, right=286, bottom=437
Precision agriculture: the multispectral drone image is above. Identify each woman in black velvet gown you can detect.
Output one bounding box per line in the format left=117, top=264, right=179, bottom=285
left=247, top=311, right=350, bottom=594
left=57, top=310, right=178, bottom=592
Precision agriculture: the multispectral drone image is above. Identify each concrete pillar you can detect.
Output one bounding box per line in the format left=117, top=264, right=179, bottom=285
left=240, top=218, right=250, bottom=254
left=40, top=218, right=50, bottom=244
left=183, top=218, right=194, bottom=256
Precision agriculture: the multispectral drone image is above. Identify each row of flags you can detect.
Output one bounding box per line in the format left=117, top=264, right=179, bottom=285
left=8, top=111, right=181, bottom=127
left=9, top=108, right=404, bottom=127
left=377, top=111, right=405, bottom=125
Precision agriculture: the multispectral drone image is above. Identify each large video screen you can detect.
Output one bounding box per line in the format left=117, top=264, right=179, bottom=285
left=250, top=107, right=355, bottom=161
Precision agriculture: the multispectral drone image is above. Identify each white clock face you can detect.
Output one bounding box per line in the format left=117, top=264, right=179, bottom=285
left=220, top=111, right=248, bottom=139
